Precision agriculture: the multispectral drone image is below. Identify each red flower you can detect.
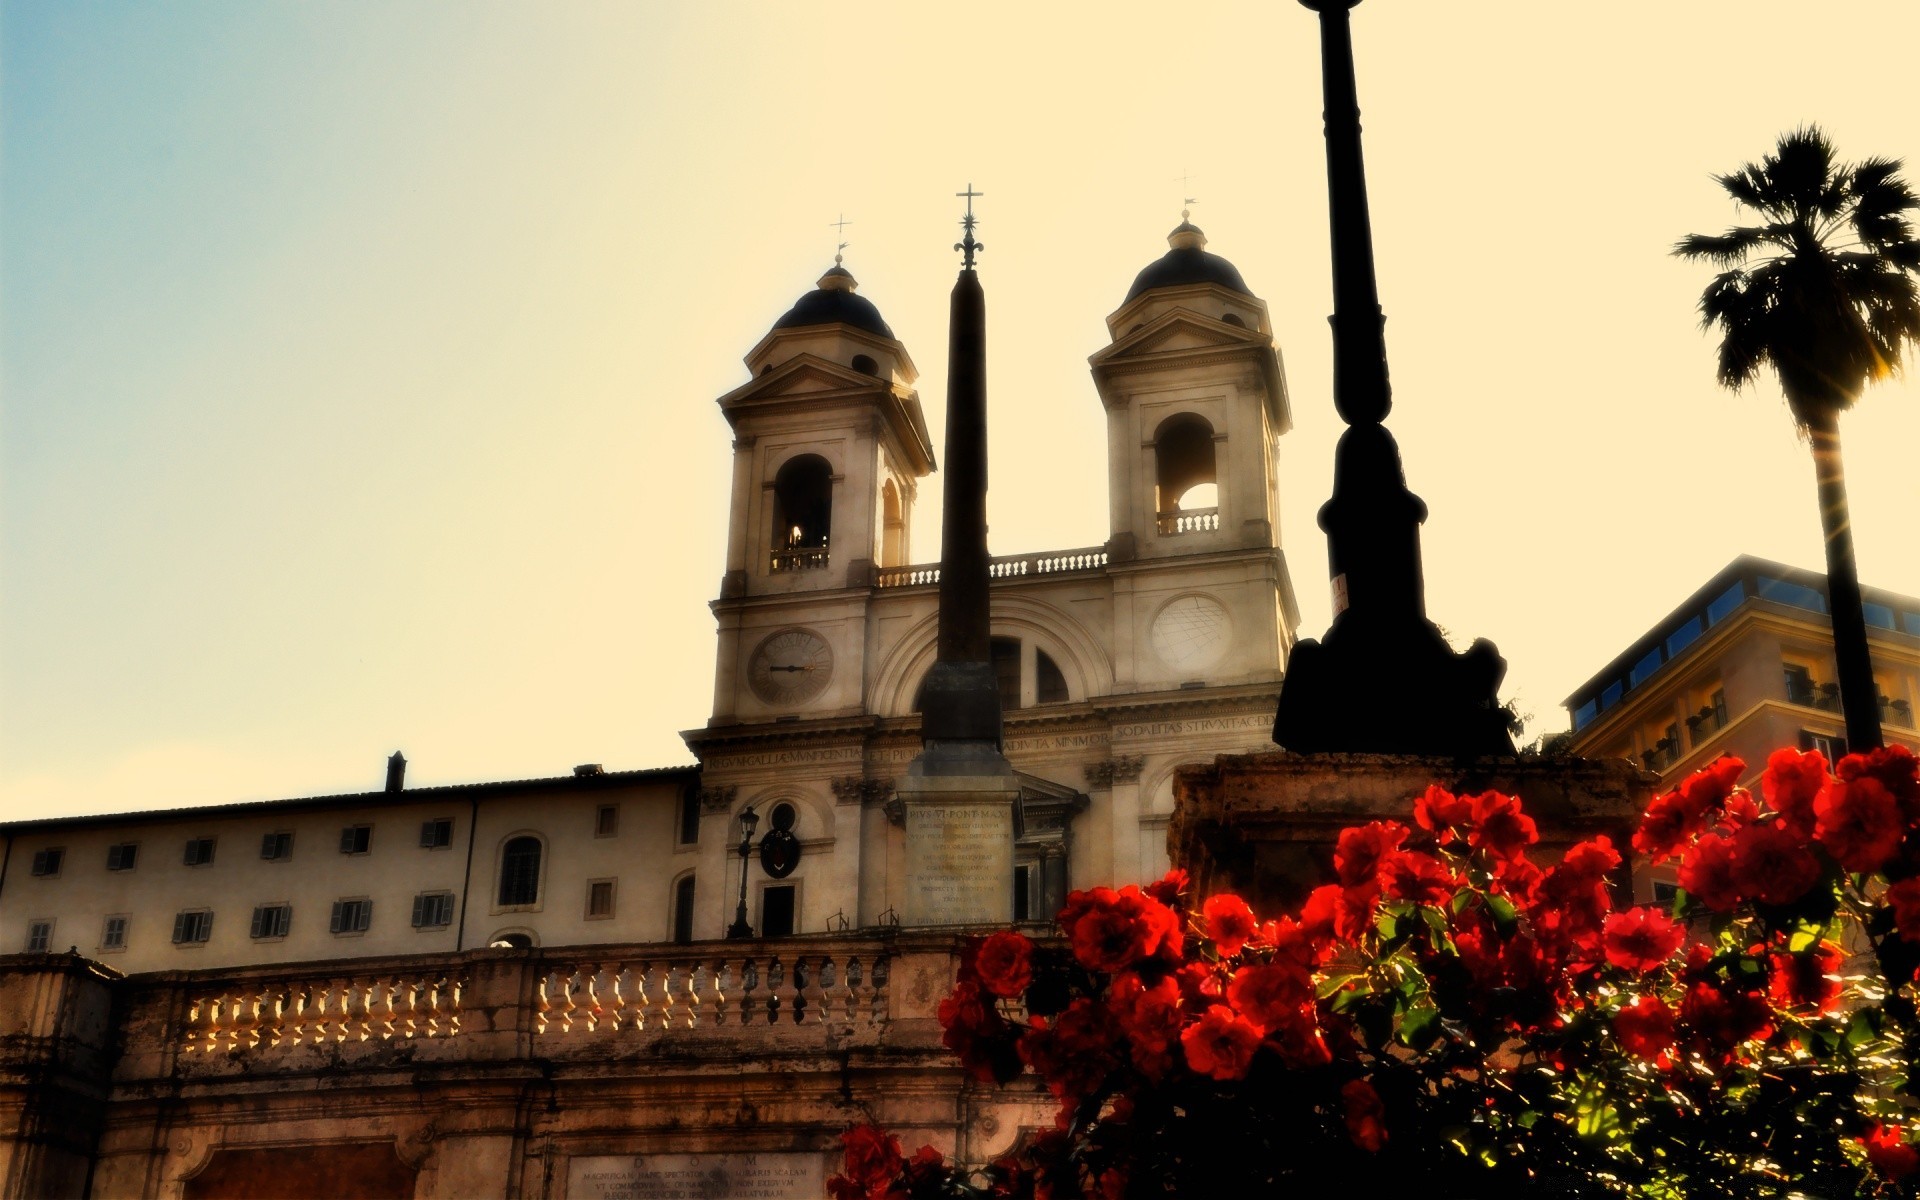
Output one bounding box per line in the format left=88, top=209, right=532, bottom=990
left=1180, top=1005, right=1263, bottom=1081
left=1019, top=997, right=1122, bottom=1105
left=1634, top=789, right=1707, bottom=862
left=1060, top=885, right=1181, bottom=974
left=1203, top=893, right=1259, bottom=957
left=1300, top=883, right=1373, bottom=946
left=1560, top=836, right=1622, bottom=880
left=1602, top=907, right=1685, bottom=972
left=1768, top=940, right=1843, bottom=1013
left=1144, top=867, right=1189, bottom=908
left=1815, top=774, right=1906, bottom=873
left=1335, top=821, right=1407, bottom=890
left=1381, top=849, right=1458, bottom=905
left=834, top=1124, right=904, bottom=1193
left=1679, top=981, right=1773, bottom=1061
left=1728, top=820, right=1822, bottom=907
left=1681, top=755, right=1746, bottom=813
left=1414, top=784, right=1474, bottom=841
left=1863, top=1125, right=1920, bottom=1181
left=972, top=930, right=1034, bottom=999
left=1110, top=972, right=1184, bottom=1080
left=1225, top=960, right=1312, bottom=1031
left=1612, top=995, right=1676, bottom=1060
left=1536, top=839, right=1619, bottom=951
left=1341, top=1079, right=1388, bottom=1152
left=939, top=981, right=1022, bottom=1084
left=1467, top=790, right=1538, bottom=860
left=1888, top=877, right=1920, bottom=942
left=1763, top=747, right=1828, bottom=834
left=1677, top=833, right=1746, bottom=911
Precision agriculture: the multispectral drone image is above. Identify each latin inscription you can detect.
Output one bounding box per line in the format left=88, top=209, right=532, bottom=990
left=567, top=1153, right=824, bottom=1200
left=1112, top=714, right=1272, bottom=740
left=904, top=803, right=1013, bottom=925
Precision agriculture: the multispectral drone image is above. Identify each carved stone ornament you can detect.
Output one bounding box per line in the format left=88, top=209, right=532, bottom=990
left=830, top=775, right=864, bottom=805
left=1083, top=761, right=1116, bottom=789
left=1084, top=756, right=1144, bottom=788
left=698, top=785, right=738, bottom=814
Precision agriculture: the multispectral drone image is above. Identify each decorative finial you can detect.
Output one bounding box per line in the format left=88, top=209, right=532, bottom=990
left=1175, top=170, right=1198, bottom=222
left=830, top=214, right=852, bottom=265
left=954, top=183, right=985, bottom=270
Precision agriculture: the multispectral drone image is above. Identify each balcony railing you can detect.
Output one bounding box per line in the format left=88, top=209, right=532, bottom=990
left=770, top=547, right=830, bottom=573
left=1156, top=507, right=1220, bottom=535
left=876, top=545, right=1108, bottom=589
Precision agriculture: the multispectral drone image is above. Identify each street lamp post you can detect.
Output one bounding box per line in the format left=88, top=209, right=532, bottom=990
left=725, top=806, right=760, bottom=940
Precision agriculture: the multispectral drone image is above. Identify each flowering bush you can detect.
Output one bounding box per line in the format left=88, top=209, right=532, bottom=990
left=830, top=745, right=1920, bottom=1198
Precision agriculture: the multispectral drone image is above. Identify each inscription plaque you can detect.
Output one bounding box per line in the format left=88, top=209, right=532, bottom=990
left=567, top=1152, right=826, bottom=1200
left=902, top=796, right=1015, bottom=925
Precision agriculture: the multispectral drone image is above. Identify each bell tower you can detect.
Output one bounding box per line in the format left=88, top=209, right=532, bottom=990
left=1089, top=219, right=1292, bottom=563
left=706, top=261, right=935, bottom=725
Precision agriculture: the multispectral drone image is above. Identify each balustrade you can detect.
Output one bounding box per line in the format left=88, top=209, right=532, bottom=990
left=876, top=545, right=1108, bottom=589
left=1156, top=507, right=1220, bottom=535
left=769, top=547, right=829, bottom=573
left=533, top=945, right=889, bottom=1038
left=179, top=971, right=462, bottom=1053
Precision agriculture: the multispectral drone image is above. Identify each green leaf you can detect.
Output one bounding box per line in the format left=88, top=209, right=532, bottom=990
left=1450, top=888, right=1476, bottom=916
left=1398, top=1002, right=1442, bottom=1048
left=1316, top=969, right=1366, bottom=999
left=1486, top=892, right=1519, bottom=937
left=1667, top=887, right=1690, bottom=920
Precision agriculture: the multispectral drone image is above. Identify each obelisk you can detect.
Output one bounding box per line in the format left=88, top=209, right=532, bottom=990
left=1271, top=0, right=1514, bottom=757
left=897, top=186, right=1018, bottom=927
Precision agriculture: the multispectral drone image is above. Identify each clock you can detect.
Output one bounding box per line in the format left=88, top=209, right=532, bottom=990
left=747, top=628, right=834, bottom=705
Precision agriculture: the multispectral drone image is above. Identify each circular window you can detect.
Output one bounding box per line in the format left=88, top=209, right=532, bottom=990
left=770, top=802, right=797, bottom=832
left=851, top=354, right=878, bottom=376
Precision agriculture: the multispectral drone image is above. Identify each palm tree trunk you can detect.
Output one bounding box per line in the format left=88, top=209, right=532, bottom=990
left=1806, top=409, right=1883, bottom=752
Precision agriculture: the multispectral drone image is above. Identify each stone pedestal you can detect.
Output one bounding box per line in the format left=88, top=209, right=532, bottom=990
left=897, top=744, right=1018, bottom=927
left=1170, top=752, right=1655, bottom=916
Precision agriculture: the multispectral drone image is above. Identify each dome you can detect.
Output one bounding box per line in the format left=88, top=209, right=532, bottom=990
left=771, top=264, right=894, bottom=339
left=1123, top=221, right=1253, bottom=303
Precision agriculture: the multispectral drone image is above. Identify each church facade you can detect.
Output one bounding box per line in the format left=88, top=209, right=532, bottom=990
left=0, top=221, right=1303, bottom=1198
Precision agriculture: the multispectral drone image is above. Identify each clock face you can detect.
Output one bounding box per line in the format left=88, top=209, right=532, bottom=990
left=747, top=628, right=834, bottom=705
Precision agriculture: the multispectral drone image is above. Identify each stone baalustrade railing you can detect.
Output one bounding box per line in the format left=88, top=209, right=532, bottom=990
left=876, top=544, right=1108, bottom=589
left=532, top=947, right=890, bottom=1035
left=179, top=970, right=464, bottom=1054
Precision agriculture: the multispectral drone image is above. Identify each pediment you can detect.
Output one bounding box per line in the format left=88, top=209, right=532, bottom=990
left=1091, top=311, right=1261, bottom=367
left=717, top=355, right=883, bottom=407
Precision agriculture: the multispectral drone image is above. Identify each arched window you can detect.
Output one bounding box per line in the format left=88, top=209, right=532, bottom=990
left=498, top=837, right=542, bottom=907
left=1036, top=649, right=1069, bottom=704
left=1154, top=414, right=1218, bottom=533
left=914, top=637, right=1068, bottom=712
left=881, top=481, right=905, bottom=567
left=490, top=930, right=535, bottom=949
left=851, top=354, right=878, bottom=376
left=1220, top=312, right=1245, bottom=328
left=672, top=875, right=696, bottom=944
left=771, top=455, right=833, bottom=572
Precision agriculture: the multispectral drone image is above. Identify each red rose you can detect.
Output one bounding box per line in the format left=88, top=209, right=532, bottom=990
left=1763, top=747, right=1828, bottom=834
left=1680, top=755, right=1746, bottom=813
left=1768, top=940, right=1843, bottom=1013
left=1494, top=853, right=1545, bottom=905
left=1203, top=893, right=1259, bottom=957
left=1110, top=972, right=1184, bottom=1080
left=1679, top=981, right=1773, bottom=1061
left=1335, top=821, right=1408, bottom=889
left=1677, top=833, right=1745, bottom=911
left=1225, top=960, right=1312, bottom=1030
left=1863, top=1125, right=1920, bottom=1181
left=1019, top=997, right=1121, bottom=1105
left=1559, top=836, right=1622, bottom=880
left=1267, top=1006, right=1333, bottom=1068
left=1300, top=883, right=1373, bottom=946
left=1728, top=820, right=1821, bottom=907
left=1060, top=885, right=1180, bottom=974
left=1467, top=790, right=1538, bottom=860
left=1612, top=995, right=1676, bottom=1060
left=1634, top=789, right=1707, bottom=862
left=1180, top=1005, right=1263, bottom=1081
left=1602, top=906, right=1685, bottom=972
left=1381, top=849, right=1458, bottom=905
left=972, top=930, right=1034, bottom=998
left=1537, top=839, right=1619, bottom=951
left=1888, top=877, right=1920, bottom=942
left=939, top=980, right=1021, bottom=1084
left=1720, top=789, right=1762, bottom=829
left=1340, top=1079, right=1388, bottom=1152
left=1144, top=867, right=1190, bottom=907
left=1414, top=784, right=1474, bottom=841
left=1815, top=775, right=1906, bottom=873
left=836, top=1124, right=904, bottom=1190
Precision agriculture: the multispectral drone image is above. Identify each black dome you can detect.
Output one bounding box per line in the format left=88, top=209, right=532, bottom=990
left=1124, top=222, right=1253, bottom=303
left=771, top=268, right=894, bottom=338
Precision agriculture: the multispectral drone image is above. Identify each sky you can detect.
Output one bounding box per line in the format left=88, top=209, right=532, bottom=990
left=4, top=1, right=1918, bottom=822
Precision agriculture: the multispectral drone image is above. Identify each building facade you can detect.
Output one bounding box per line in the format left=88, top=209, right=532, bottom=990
left=0, top=221, right=1304, bottom=1198
left=1564, top=555, right=1920, bottom=785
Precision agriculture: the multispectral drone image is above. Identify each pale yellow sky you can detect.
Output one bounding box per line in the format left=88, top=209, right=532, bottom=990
left=4, top=2, right=1917, bottom=819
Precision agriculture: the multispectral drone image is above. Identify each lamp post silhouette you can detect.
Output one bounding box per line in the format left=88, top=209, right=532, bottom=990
left=725, top=805, right=760, bottom=940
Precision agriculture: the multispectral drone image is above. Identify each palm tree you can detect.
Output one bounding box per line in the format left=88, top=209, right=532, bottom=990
left=1676, top=127, right=1920, bottom=753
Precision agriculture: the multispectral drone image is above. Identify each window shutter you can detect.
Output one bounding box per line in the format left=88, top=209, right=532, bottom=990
left=262, top=833, right=278, bottom=858
left=250, top=907, right=265, bottom=938
left=197, top=913, right=212, bottom=942
left=173, top=912, right=187, bottom=943
left=275, top=907, right=290, bottom=937
left=419, top=822, right=434, bottom=848
left=411, top=894, right=426, bottom=927
left=339, top=828, right=355, bottom=853
left=330, top=902, right=344, bottom=934
left=356, top=901, right=372, bottom=932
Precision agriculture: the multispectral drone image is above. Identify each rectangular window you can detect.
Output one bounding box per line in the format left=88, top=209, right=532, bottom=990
left=261, top=832, right=293, bottom=861
left=679, top=787, right=701, bottom=845
left=330, top=898, right=372, bottom=934
left=411, top=892, right=455, bottom=928
left=1785, top=663, right=1816, bottom=706
left=1628, top=647, right=1664, bottom=689
left=249, top=904, right=292, bottom=939
left=184, top=837, right=216, bottom=867
left=172, top=911, right=213, bottom=944
left=26, top=920, right=52, bottom=952
left=1905, top=612, right=1920, bottom=637
left=587, top=879, right=615, bottom=918
left=1706, top=582, right=1745, bottom=626
left=1571, top=697, right=1599, bottom=731
left=1013, top=863, right=1033, bottom=923
left=1664, top=616, right=1704, bottom=659
left=1800, top=730, right=1848, bottom=763
left=760, top=884, right=796, bottom=938
left=1864, top=602, right=1896, bottom=630
left=1757, top=576, right=1826, bottom=613
left=101, top=915, right=128, bottom=950
left=672, top=876, right=696, bottom=945
left=29, top=848, right=63, bottom=877
left=106, top=842, right=139, bottom=871
left=339, top=825, right=372, bottom=855
left=1600, top=680, right=1624, bottom=710
left=419, top=818, right=453, bottom=849
left=594, top=805, right=619, bottom=838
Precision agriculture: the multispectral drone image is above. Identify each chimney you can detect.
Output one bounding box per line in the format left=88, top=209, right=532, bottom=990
left=386, top=752, right=407, bottom=793
left=574, top=763, right=605, bottom=777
